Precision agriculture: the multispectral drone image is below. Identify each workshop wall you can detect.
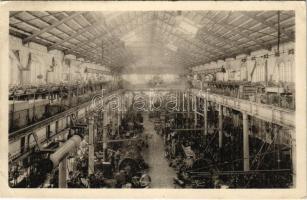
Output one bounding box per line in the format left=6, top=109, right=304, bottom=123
left=193, top=42, right=294, bottom=84
left=121, top=73, right=187, bottom=89
left=9, top=36, right=111, bottom=86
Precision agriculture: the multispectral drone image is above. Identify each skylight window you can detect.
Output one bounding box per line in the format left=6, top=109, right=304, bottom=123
left=177, top=17, right=200, bottom=35
left=121, top=31, right=138, bottom=45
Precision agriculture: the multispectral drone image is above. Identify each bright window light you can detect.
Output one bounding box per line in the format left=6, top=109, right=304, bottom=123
left=103, top=12, right=123, bottom=21
left=122, top=32, right=138, bottom=45
left=178, top=18, right=200, bottom=35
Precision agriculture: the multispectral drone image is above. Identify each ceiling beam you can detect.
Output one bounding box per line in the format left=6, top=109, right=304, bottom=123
left=199, top=28, right=247, bottom=53
left=10, top=11, right=23, bottom=18
left=160, top=30, right=214, bottom=59
left=64, top=13, right=142, bottom=55
left=163, top=12, right=251, bottom=60
left=47, top=22, right=101, bottom=51
left=12, top=15, right=65, bottom=43
left=169, top=32, right=218, bottom=59
left=161, top=12, right=227, bottom=57
left=201, top=15, right=271, bottom=50
left=10, top=26, right=56, bottom=48
left=62, top=32, right=104, bottom=54
left=156, top=18, right=222, bottom=58
left=66, top=19, right=153, bottom=63
left=240, top=12, right=294, bottom=40
left=75, top=41, right=126, bottom=61
left=22, top=11, right=85, bottom=44
left=196, top=35, right=231, bottom=55
left=68, top=17, right=152, bottom=55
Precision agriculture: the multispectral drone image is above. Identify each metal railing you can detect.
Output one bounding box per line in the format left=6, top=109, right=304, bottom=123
left=192, top=89, right=295, bottom=128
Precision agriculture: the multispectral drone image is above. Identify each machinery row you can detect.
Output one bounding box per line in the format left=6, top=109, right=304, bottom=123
left=9, top=86, right=152, bottom=188
left=9, top=88, right=295, bottom=188
left=9, top=79, right=123, bottom=132
left=150, top=90, right=294, bottom=188
left=190, top=80, right=295, bottom=110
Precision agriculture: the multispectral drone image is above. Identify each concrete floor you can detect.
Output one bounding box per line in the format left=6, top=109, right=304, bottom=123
left=142, top=114, right=177, bottom=188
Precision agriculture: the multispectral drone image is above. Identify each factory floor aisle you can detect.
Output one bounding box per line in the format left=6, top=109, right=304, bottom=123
left=142, top=114, right=177, bottom=188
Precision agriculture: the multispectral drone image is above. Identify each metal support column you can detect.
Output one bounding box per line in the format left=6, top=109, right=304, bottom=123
left=58, top=139, right=67, bottom=188
left=203, top=99, right=208, bottom=142
left=118, top=95, right=121, bottom=133
left=243, top=112, right=250, bottom=171
left=120, top=95, right=123, bottom=123
left=291, top=129, right=296, bottom=187
left=194, top=96, right=197, bottom=127
left=218, top=104, right=223, bottom=148
left=120, top=95, right=123, bottom=121
left=187, top=92, right=190, bottom=124
left=103, top=110, right=108, bottom=161
left=88, top=117, right=94, bottom=175
left=185, top=91, right=190, bottom=114
left=117, top=112, right=121, bottom=135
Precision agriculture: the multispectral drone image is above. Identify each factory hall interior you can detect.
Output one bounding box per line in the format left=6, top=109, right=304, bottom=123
left=8, top=11, right=296, bottom=189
